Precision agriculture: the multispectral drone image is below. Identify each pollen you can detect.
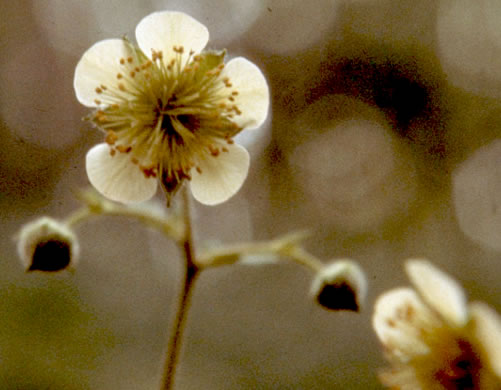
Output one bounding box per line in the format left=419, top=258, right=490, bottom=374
left=116, top=145, right=132, bottom=153
left=105, top=131, right=118, bottom=145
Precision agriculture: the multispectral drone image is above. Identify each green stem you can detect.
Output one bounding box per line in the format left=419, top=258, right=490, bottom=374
left=160, top=186, right=198, bottom=390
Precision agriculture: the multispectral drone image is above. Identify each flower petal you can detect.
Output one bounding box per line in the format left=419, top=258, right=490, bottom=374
left=86, top=143, right=157, bottom=203
left=135, top=11, right=208, bottom=65
left=74, top=39, right=136, bottom=107
left=373, top=288, right=434, bottom=360
left=190, top=143, right=249, bottom=206
left=220, top=57, right=270, bottom=130
left=405, top=259, right=468, bottom=327
left=470, top=302, right=501, bottom=378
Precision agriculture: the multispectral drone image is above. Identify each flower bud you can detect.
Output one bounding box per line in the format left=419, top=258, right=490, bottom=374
left=310, top=260, right=367, bottom=312
left=16, top=217, right=79, bottom=272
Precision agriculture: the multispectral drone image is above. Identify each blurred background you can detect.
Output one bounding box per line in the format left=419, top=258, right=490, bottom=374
left=1, top=0, right=501, bottom=388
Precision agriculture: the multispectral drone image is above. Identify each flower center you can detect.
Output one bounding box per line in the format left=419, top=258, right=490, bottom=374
left=89, top=41, right=243, bottom=195
left=433, top=339, right=481, bottom=389
left=412, top=331, right=484, bottom=390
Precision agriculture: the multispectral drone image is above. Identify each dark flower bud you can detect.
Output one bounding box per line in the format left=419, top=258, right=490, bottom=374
left=310, top=260, right=367, bottom=312
left=16, top=217, right=79, bottom=272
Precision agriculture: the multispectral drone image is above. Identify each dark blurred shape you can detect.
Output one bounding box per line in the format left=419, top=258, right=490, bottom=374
left=29, top=239, right=71, bottom=272
left=310, top=260, right=367, bottom=312
left=309, top=42, right=448, bottom=156
left=316, top=281, right=359, bottom=311
left=17, top=217, right=79, bottom=272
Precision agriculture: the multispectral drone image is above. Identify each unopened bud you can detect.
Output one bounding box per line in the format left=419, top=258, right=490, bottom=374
left=310, top=260, right=367, bottom=312
left=16, top=217, right=79, bottom=272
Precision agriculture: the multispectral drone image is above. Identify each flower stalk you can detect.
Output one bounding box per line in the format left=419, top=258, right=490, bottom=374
left=161, top=186, right=198, bottom=390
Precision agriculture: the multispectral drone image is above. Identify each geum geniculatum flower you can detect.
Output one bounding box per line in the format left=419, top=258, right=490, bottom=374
left=74, top=11, right=269, bottom=206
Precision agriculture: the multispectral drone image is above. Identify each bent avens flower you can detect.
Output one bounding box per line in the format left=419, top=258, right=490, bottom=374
left=74, top=11, right=269, bottom=205
left=373, top=259, right=501, bottom=389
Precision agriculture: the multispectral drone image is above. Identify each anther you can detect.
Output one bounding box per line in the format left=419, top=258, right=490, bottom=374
left=109, top=148, right=116, bottom=156
left=105, top=131, right=118, bottom=145
left=95, top=110, right=107, bottom=122
left=130, top=71, right=136, bottom=77
left=95, top=87, right=103, bottom=94
left=173, top=46, right=184, bottom=54
left=196, top=166, right=202, bottom=174
left=100, top=84, right=107, bottom=90
left=120, top=58, right=125, bottom=65
left=116, top=145, right=132, bottom=153
left=222, top=147, right=229, bottom=153
left=209, top=145, right=220, bottom=157
left=228, top=96, right=235, bottom=102
left=116, top=73, right=123, bottom=79
left=226, top=138, right=235, bottom=144
left=131, top=157, right=139, bottom=165
left=127, top=57, right=133, bottom=63
left=231, top=91, right=239, bottom=96
left=94, top=99, right=101, bottom=105
left=135, top=67, right=140, bottom=72
left=118, top=83, right=126, bottom=92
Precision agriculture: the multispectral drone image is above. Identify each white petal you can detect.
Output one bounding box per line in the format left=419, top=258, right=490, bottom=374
left=405, top=259, right=468, bottom=327
left=135, top=11, right=208, bottom=65
left=470, top=302, right=501, bottom=378
left=86, top=143, right=157, bottom=204
left=190, top=143, right=249, bottom=206
left=74, top=39, right=135, bottom=107
left=373, top=288, right=433, bottom=360
left=220, top=57, right=270, bottom=130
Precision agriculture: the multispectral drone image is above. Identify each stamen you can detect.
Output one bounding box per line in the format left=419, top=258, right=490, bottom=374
left=208, top=145, right=220, bottom=157
left=105, top=131, right=118, bottom=145
left=95, top=87, right=103, bottom=94
left=117, top=73, right=123, bottom=79
left=196, top=166, right=202, bottom=174
left=120, top=58, right=126, bottom=65
left=173, top=45, right=184, bottom=54
left=94, top=99, right=101, bottom=105
left=116, top=145, right=132, bottom=153
left=110, top=148, right=116, bottom=156
left=127, top=57, right=133, bottom=63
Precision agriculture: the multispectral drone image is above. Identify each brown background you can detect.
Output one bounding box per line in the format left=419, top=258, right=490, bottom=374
left=1, top=0, right=501, bottom=388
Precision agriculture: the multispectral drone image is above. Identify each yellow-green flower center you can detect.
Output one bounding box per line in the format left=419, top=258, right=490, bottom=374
left=89, top=41, right=243, bottom=195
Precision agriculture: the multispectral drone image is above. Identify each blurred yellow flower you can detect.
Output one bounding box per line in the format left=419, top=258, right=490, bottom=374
left=373, top=259, right=501, bottom=389
left=74, top=11, right=269, bottom=205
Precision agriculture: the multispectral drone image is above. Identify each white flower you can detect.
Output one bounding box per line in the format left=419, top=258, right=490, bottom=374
left=373, top=259, right=501, bottom=389
left=74, top=11, right=269, bottom=206
left=16, top=217, right=79, bottom=272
